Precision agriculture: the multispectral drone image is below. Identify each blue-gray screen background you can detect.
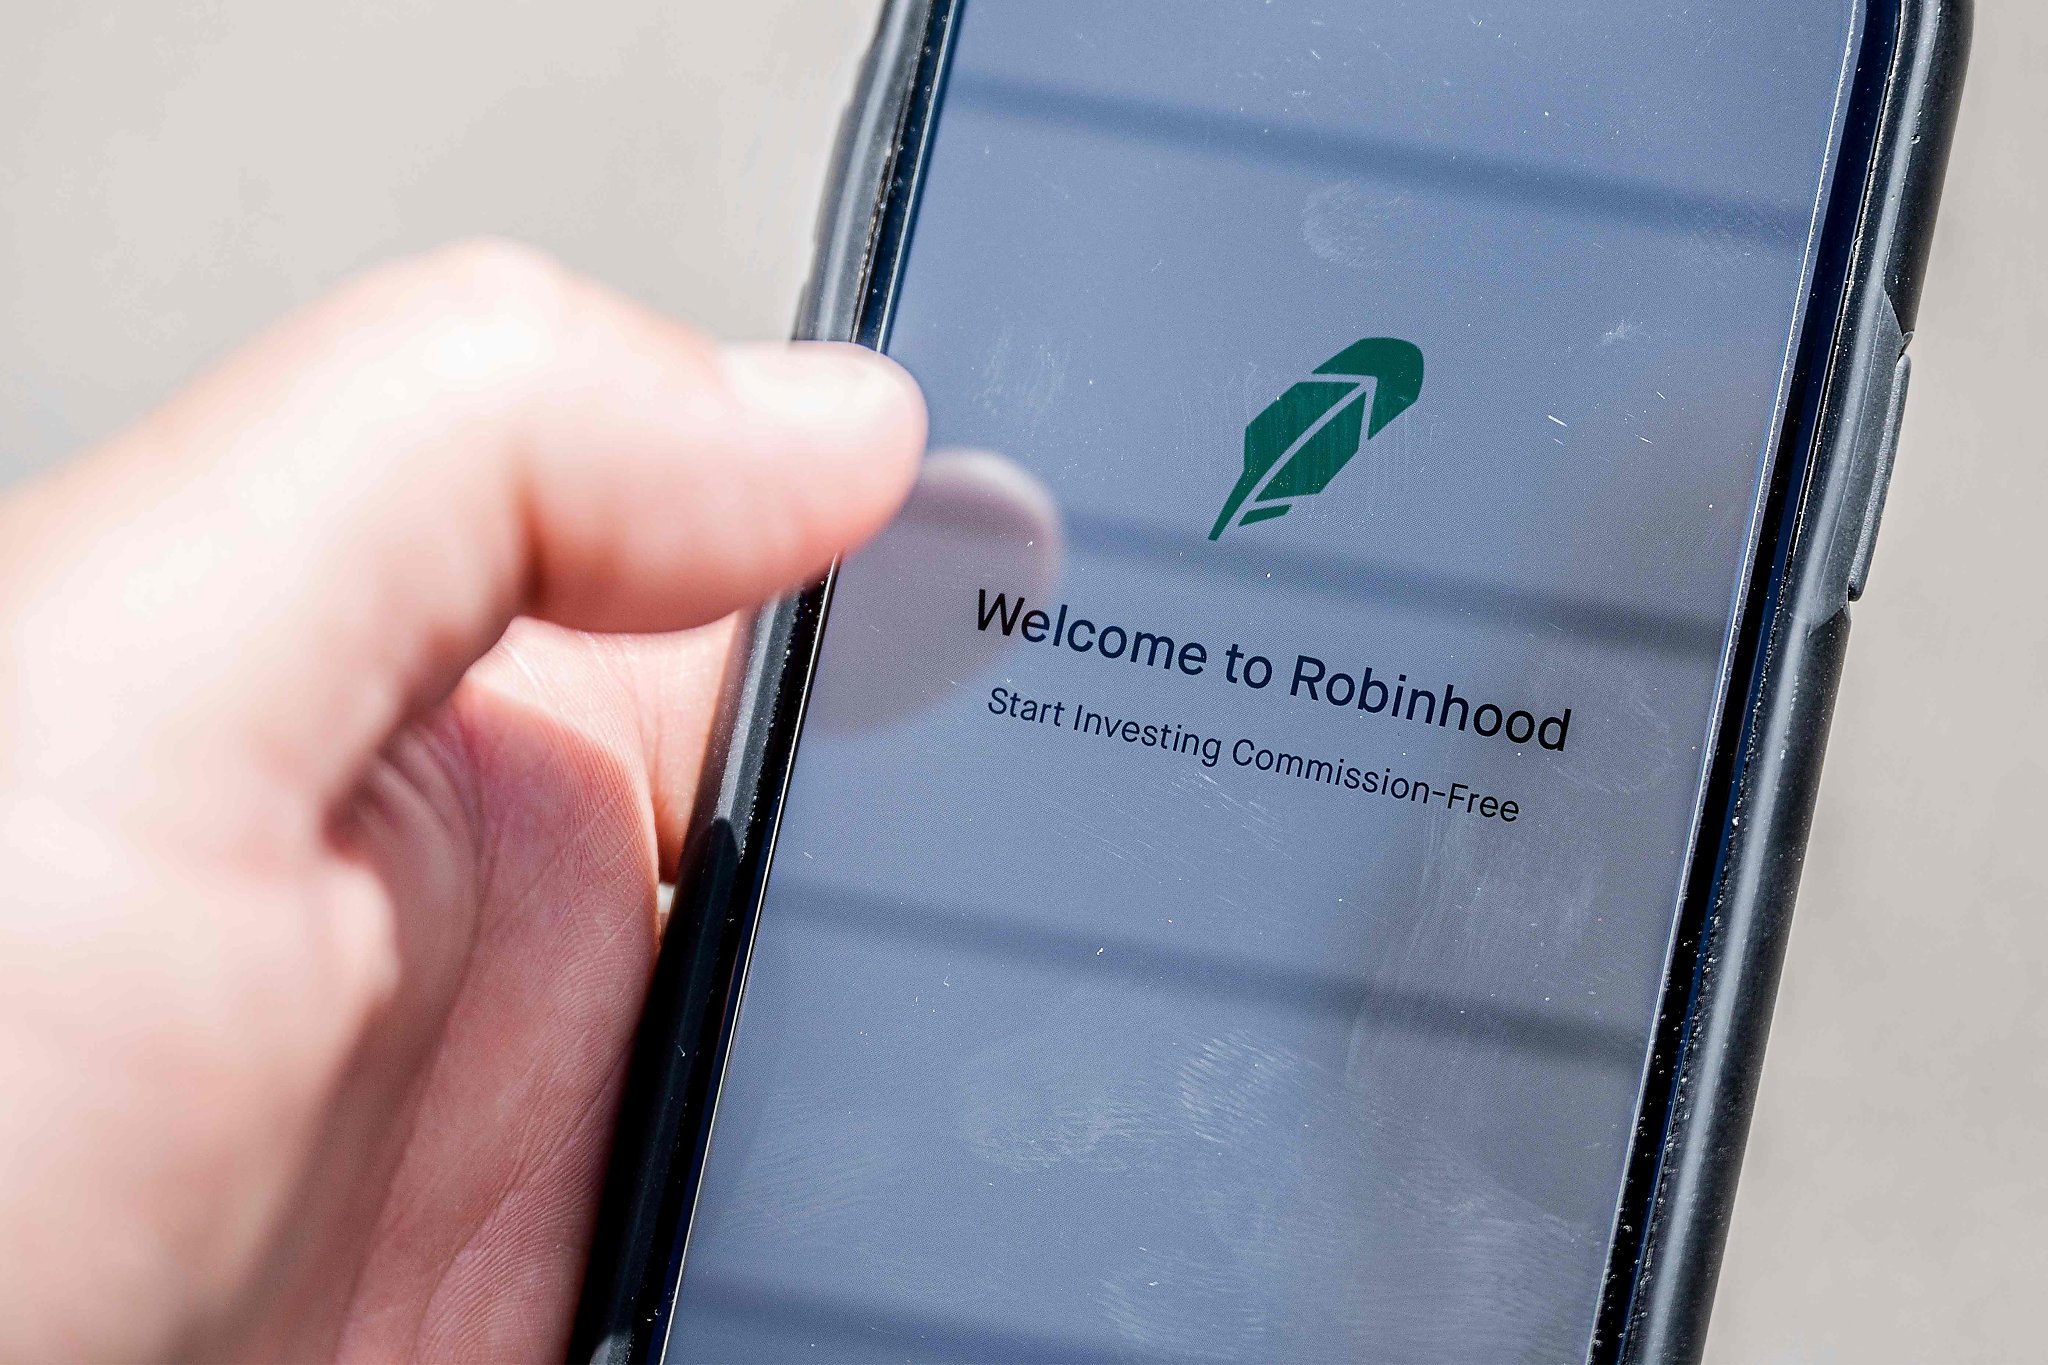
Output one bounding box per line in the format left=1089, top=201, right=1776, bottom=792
left=673, top=2, right=1860, bottom=1360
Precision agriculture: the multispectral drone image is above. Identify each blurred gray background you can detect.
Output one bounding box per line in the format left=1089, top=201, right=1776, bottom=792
left=1, top=2, right=2038, bottom=1360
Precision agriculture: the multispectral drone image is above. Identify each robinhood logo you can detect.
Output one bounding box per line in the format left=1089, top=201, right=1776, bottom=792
left=1209, top=337, right=1425, bottom=540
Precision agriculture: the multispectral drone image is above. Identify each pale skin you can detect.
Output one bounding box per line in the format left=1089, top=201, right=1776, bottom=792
left=0, top=242, right=928, bottom=1361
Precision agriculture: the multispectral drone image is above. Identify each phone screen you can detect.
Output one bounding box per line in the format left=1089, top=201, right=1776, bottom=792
left=672, top=1, right=1864, bottom=1359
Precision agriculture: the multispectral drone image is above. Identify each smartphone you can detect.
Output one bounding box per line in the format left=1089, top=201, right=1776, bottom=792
left=574, top=2, right=1968, bottom=1360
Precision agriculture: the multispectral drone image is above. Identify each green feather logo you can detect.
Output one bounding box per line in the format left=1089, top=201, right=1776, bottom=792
left=1210, top=337, right=1425, bottom=540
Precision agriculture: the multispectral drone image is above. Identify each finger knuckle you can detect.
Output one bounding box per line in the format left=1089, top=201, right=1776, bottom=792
left=423, top=237, right=576, bottom=315
left=369, top=241, right=585, bottom=393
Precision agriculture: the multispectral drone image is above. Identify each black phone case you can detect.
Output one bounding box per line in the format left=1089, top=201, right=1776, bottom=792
left=569, top=3, right=1969, bottom=1361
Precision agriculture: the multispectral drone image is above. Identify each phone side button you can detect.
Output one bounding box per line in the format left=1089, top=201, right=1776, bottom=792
left=1846, top=353, right=1912, bottom=603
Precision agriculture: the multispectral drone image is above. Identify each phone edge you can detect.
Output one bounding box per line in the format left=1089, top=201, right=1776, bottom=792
left=1608, top=1, right=1972, bottom=1360
left=564, top=3, right=942, bottom=1360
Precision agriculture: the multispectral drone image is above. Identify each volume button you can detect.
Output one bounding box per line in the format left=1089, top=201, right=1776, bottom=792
left=1846, top=353, right=1912, bottom=603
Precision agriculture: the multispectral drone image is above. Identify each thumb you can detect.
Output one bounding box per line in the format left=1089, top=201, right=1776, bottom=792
left=0, top=240, right=924, bottom=849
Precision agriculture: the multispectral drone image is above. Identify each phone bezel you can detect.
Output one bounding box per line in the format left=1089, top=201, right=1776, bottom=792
left=568, top=2, right=1969, bottom=1360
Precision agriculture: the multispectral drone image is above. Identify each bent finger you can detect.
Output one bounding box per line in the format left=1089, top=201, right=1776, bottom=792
left=0, top=241, right=925, bottom=845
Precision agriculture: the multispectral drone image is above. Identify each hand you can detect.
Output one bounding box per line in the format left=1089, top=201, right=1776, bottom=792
left=0, top=242, right=926, bottom=1361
